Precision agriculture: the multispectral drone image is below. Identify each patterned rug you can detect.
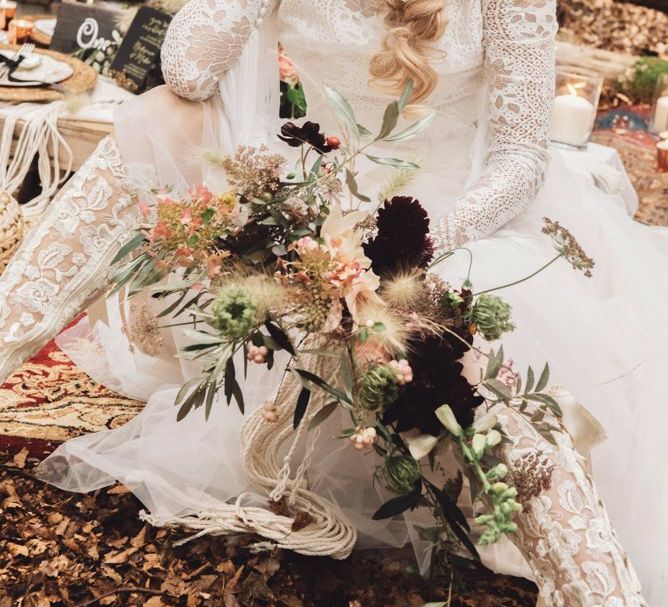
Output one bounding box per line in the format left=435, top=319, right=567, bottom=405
left=594, top=105, right=668, bottom=226
left=0, top=336, right=142, bottom=457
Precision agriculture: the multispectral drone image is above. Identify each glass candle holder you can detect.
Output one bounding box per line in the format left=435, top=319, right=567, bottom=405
left=650, top=73, right=668, bottom=134
left=658, top=140, right=668, bottom=173
left=0, top=0, right=17, bottom=31
left=8, top=19, right=34, bottom=45
left=551, top=66, right=603, bottom=149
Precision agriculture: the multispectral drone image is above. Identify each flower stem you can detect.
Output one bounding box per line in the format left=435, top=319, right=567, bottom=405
left=473, top=254, right=563, bottom=297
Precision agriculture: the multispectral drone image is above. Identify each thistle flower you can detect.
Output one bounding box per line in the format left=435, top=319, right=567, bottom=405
left=211, top=286, right=258, bottom=340
left=469, top=294, right=515, bottom=341
left=359, top=364, right=400, bottom=411
left=383, top=455, right=422, bottom=494
left=542, top=217, right=595, bottom=277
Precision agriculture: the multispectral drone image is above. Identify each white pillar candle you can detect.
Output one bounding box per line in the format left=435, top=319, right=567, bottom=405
left=551, top=92, right=595, bottom=148
left=653, top=97, right=668, bottom=133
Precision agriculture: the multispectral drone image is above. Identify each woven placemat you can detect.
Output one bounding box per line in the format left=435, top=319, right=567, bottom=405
left=0, top=46, right=97, bottom=103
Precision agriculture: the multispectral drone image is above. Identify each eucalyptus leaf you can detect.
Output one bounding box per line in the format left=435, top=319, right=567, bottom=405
left=292, top=368, right=352, bottom=404
left=525, top=366, right=535, bottom=393
left=293, top=386, right=311, bottom=429
left=324, top=86, right=359, bottom=137
left=372, top=493, right=417, bottom=520
left=233, top=379, right=245, bottom=414
left=224, top=357, right=236, bottom=405
left=377, top=101, right=400, bottom=139
left=175, top=376, right=205, bottom=405
left=364, top=154, right=420, bottom=170
left=157, top=290, right=188, bottom=318
left=485, top=346, right=504, bottom=380
left=265, top=321, right=296, bottom=355
left=397, top=79, right=414, bottom=112
left=112, top=232, right=147, bottom=265
left=345, top=169, right=372, bottom=203
left=308, top=401, right=339, bottom=430
left=204, top=381, right=217, bottom=420
left=383, top=111, right=437, bottom=142
left=535, top=363, right=550, bottom=392
left=526, top=392, right=563, bottom=416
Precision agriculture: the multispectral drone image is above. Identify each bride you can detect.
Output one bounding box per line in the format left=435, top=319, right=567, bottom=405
left=0, top=0, right=664, bottom=603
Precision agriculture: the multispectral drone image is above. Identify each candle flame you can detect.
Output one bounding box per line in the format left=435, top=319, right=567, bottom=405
left=567, top=83, right=578, bottom=97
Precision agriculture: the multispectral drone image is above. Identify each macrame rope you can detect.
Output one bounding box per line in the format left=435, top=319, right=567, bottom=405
left=0, top=102, right=73, bottom=219
left=141, top=343, right=358, bottom=560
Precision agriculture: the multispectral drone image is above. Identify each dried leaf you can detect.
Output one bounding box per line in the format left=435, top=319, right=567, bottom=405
left=12, top=447, right=29, bottom=469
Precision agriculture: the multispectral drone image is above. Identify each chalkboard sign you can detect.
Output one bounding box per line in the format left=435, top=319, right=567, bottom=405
left=109, top=7, right=172, bottom=94
left=50, top=3, right=122, bottom=58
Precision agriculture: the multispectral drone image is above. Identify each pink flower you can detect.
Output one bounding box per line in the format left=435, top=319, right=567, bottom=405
left=278, top=49, right=300, bottom=86
left=150, top=222, right=172, bottom=242
left=327, top=261, right=364, bottom=290
left=181, top=208, right=193, bottom=225
left=295, top=236, right=319, bottom=253
left=138, top=201, right=151, bottom=219
left=193, top=185, right=214, bottom=205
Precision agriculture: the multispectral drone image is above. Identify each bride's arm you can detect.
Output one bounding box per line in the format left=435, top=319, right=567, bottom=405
left=161, top=0, right=277, bottom=101
left=432, top=0, right=557, bottom=250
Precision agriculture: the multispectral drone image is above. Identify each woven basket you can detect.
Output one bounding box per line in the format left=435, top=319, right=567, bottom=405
left=0, top=191, right=23, bottom=273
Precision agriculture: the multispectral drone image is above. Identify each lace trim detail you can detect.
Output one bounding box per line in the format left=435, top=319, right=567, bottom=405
left=161, top=0, right=277, bottom=101
left=494, top=403, right=647, bottom=607
left=432, top=0, right=557, bottom=250
left=0, top=137, right=140, bottom=383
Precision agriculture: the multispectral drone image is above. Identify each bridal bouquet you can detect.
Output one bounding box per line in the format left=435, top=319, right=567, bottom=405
left=111, top=83, right=591, bottom=577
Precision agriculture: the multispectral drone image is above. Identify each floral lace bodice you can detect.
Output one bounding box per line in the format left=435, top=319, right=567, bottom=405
left=161, top=0, right=557, bottom=250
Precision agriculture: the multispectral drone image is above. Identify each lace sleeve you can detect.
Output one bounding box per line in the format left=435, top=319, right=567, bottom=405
left=0, top=138, right=140, bottom=384
left=432, top=0, right=557, bottom=250
left=161, top=0, right=277, bottom=101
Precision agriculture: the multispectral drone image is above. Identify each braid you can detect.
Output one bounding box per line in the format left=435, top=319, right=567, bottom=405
left=369, top=0, right=447, bottom=104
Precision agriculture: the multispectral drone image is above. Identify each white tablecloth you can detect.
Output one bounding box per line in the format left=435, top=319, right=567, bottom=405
left=555, top=141, right=638, bottom=217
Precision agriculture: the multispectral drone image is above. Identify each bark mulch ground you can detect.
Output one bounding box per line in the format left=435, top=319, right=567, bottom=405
left=0, top=450, right=537, bottom=607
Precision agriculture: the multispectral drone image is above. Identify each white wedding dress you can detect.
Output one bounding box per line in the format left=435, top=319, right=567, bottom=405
left=0, top=0, right=665, bottom=604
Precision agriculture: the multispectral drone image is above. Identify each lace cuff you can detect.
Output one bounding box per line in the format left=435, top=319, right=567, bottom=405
left=0, top=137, right=140, bottom=384
left=432, top=0, right=557, bottom=250
left=161, top=0, right=277, bottom=101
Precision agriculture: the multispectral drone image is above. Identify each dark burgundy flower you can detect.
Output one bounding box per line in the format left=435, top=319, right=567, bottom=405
left=383, top=332, right=483, bottom=435
left=364, top=196, right=434, bottom=276
left=278, top=121, right=332, bottom=154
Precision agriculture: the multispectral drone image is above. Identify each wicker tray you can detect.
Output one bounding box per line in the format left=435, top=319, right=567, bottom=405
left=0, top=46, right=97, bottom=103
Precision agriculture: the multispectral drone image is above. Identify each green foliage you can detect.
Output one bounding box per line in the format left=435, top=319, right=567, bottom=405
left=619, top=57, right=668, bottom=103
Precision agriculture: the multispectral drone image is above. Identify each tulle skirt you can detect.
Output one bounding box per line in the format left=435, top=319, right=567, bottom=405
left=37, top=73, right=668, bottom=603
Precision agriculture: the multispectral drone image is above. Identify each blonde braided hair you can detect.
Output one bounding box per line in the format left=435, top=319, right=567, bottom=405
left=370, top=0, right=447, bottom=104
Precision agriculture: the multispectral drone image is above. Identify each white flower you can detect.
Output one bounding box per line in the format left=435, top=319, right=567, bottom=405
left=473, top=412, right=497, bottom=433
left=406, top=433, right=440, bottom=461
left=486, top=429, right=502, bottom=447
left=472, top=433, right=487, bottom=456
left=435, top=404, right=462, bottom=437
